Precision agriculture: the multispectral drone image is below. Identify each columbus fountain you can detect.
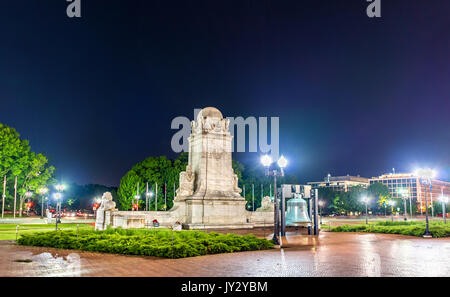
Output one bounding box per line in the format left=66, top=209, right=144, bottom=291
left=95, top=107, right=274, bottom=230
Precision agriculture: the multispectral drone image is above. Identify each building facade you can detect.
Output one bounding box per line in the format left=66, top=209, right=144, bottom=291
left=307, top=174, right=370, bottom=192
left=369, top=173, right=450, bottom=213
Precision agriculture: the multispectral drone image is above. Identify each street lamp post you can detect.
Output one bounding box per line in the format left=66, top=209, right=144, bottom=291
left=398, top=188, right=409, bottom=221
left=361, top=196, right=370, bottom=224
left=318, top=200, right=324, bottom=225
left=261, top=154, right=287, bottom=246
left=439, top=195, right=448, bottom=224
left=38, top=188, right=48, bottom=219
left=24, top=191, right=33, bottom=216
left=54, top=184, right=65, bottom=228
left=403, top=198, right=407, bottom=221
left=53, top=192, right=62, bottom=230
left=146, top=189, right=154, bottom=212
left=415, top=168, right=436, bottom=238
left=134, top=183, right=141, bottom=211
left=388, top=200, right=395, bottom=222
left=134, top=194, right=140, bottom=211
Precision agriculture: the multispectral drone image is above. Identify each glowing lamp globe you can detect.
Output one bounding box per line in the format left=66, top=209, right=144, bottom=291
left=39, top=188, right=48, bottom=195
left=260, top=155, right=273, bottom=167
left=277, top=155, right=288, bottom=168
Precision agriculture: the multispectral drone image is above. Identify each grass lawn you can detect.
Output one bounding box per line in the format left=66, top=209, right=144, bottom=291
left=17, top=228, right=274, bottom=258
left=0, top=223, right=93, bottom=240
left=325, top=221, right=450, bottom=238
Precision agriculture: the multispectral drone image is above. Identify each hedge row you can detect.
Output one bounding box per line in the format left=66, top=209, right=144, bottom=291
left=17, top=228, right=274, bottom=258
left=330, top=221, right=450, bottom=238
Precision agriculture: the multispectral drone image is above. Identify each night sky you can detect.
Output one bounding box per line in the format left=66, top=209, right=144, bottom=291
left=1, top=0, right=449, bottom=186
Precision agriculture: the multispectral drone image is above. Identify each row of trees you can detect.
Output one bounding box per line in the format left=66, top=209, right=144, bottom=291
left=116, top=153, right=299, bottom=211
left=0, top=123, right=55, bottom=216
left=317, top=183, right=419, bottom=216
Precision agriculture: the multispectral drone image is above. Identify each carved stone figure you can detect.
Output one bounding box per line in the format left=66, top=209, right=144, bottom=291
left=98, top=192, right=116, bottom=210
left=256, top=196, right=274, bottom=212
left=176, top=165, right=195, bottom=197
left=232, top=174, right=242, bottom=194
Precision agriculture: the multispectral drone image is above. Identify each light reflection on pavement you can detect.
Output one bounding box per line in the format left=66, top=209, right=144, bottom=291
left=1, top=231, right=449, bottom=277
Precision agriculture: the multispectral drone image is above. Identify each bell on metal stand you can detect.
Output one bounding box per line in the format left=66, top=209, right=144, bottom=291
left=285, top=193, right=311, bottom=233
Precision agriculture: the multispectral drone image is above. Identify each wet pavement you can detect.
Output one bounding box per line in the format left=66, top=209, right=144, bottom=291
left=1, top=231, right=449, bottom=277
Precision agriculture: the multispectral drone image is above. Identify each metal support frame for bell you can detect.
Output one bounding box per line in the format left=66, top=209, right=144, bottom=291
left=306, top=188, right=319, bottom=235
left=285, top=193, right=312, bottom=233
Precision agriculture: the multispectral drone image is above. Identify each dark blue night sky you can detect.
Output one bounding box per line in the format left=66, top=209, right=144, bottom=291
left=1, top=0, right=449, bottom=186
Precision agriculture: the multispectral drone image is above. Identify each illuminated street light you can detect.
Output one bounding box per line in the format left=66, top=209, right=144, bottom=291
left=388, top=200, right=395, bottom=222
left=134, top=194, right=141, bottom=211
left=318, top=200, right=325, bottom=224
left=261, top=154, right=288, bottom=245
left=53, top=191, right=63, bottom=230
left=439, top=195, right=448, bottom=224
left=414, top=168, right=437, bottom=180
left=23, top=191, right=33, bottom=216
left=145, top=190, right=154, bottom=211
left=361, top=196, right=370, bottom=224
left=398, top=188, right=411, bottom=221
left=260, top=155, right=273, bottom=167
left=414, top=168, right=436, bottom=238
left=277, top=155, right=288, bottom=168
left=55, top=184, right=65, bottom=192
left=38, top=187, right=48, bottom=219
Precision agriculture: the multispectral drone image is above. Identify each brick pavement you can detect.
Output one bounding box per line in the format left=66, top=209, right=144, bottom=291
left=1, top=231, right=449, bottom=277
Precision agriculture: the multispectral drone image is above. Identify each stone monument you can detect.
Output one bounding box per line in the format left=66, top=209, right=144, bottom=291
left=95, top=192, right=117, bottom=230
left=96, top=107, right=274, bottom=230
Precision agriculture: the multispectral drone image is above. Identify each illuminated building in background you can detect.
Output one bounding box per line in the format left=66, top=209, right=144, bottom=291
left=307, top=174, right=370, bottom=192
left=369, top=173, right=450, bottom=213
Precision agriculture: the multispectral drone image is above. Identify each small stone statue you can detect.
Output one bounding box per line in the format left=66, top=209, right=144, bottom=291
left=176, top=165, right=195, bottom=197
left=232, top=174, right=242, bottom=194
left=256, top=196, right=274, bottom=212
left=98, top=192, right=116, bottom=210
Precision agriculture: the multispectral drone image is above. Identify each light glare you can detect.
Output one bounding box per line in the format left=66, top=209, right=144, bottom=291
left=277, top=155, right=288, bottom=168
left=260, top=155, right=273, bottom=167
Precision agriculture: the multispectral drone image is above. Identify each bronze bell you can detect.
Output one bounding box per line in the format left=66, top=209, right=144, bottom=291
left=285, top=194, right=311, bottom=227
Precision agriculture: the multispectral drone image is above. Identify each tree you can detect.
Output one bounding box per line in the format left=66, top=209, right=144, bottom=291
left=318, top=188, right=338, bottom=214
left=16, top=152, right=55, bottom=216
left=330, top=195, right=346, bottom=215
left=0, top=124, right=30, bottom=177
left=117, top=170, right=143, bottom=210
left=367, top=182, right=391, bottom=213
left=117, top=154, right=189, bottom=211
left=0, top=123, right=55, bottom=215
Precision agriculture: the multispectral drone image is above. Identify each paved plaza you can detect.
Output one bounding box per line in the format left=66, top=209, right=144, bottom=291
left=1, top=231, right=449, bottom=277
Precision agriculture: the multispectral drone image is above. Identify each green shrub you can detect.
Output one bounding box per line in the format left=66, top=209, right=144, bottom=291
left=17, top=228, right=273, bottom=258
left=330, top=221, right=450, bottom=238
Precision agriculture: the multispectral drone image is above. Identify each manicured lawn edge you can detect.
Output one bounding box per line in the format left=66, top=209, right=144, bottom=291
left=17, top=228, right=274, bottom=258
left=329, top=221, right=450, bottom=238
